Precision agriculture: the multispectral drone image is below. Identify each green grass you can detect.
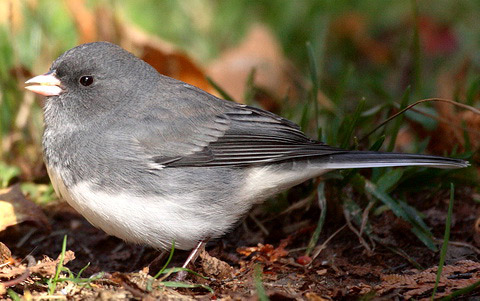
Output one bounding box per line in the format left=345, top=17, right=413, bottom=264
left=144, top=241, right=213, bottom=293
left=45, top=235, right=103, bottom=295
left=431, top=183, right=454, bottom=299
left=254, top=264, right=269, bottom=301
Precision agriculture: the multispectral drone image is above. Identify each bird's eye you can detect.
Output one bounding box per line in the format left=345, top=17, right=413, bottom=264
left=79, top=75, right=94, bottom=86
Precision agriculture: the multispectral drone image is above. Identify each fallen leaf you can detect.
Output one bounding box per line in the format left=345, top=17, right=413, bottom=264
left=0, top=184, right=50, bottom=232
left=419, top=16, right=458, bottom=57
left=65, top=0, right=97, bottom=44
left=0, top=250, right=74, bottom=280
left=208, top=24, right=301, bottom=109
left=425, top=61, right=480, bottom=154
left=122, top=24, right=213, bottom=93
left=140, top=44, right=212, bottom=93
left=305, top=292, right=330, bottom=301
left=332, top=11, right=391, bottom=65
left=376, top=260, right=480, bottom=299
left=296, top=255, right=312, bottom=266
left=236, top=245, right=261, bottom=257
left=199, top=249, right=234, bottom=279
left=0, top=242, right=13, bottom=265
left=64, top=1, right=213, bottom=93
left=237, top=240, right=289, bottom=264
left=347, top=283, right=372, bottom=295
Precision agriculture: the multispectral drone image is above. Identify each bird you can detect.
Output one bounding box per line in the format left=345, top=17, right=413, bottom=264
left=25, top=41, right=468, bottom=261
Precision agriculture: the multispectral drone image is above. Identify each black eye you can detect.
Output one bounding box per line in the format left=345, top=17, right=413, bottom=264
left=79, top=75, right=94, bottom=86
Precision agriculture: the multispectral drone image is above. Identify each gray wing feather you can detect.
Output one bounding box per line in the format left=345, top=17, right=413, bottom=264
left=142, top=91, right=347, bottom=167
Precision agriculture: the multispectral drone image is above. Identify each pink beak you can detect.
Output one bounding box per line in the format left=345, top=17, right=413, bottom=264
left=25, top=72, right=63, bottom=96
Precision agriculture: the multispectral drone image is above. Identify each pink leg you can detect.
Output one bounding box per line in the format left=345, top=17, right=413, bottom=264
left=175, top=239, right=208, bottom=281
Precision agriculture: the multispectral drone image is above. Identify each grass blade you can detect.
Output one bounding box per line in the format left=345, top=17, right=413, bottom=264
left=7, top=289, right=21, bottom=301
left=307, top=42, right=321, bottom=138
left=48, top=235, right=68, bottom=295
left=411, top=0, right=422, bottom=94
left=376, top=169, right=404, bottom=193
left=365, top=179, right=436, bottom=251
left=306, top=182, right=327, bottom=256
left=160, top=267, right=207, bottom=279
left=387, top=86, right=410, bottom=152
left=254, top=264, right=269, bottom=301
left=160, top=281, right=214, bottom=293
left=369, top=135, right=386, bottom=151
left=147, top=241, right=176, bottom=291
left=340, top=98, right=365, bottom=149
left=206, top=76, right=235, bottom=102
left=440, top=280, right=480, bottom=300
left=432, top=183, right=455, bottom=300
left=153, top=241, right=175, bottom=279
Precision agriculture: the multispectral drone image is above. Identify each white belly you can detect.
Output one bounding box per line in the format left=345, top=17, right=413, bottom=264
left=46, top=166, right=230, bottom=250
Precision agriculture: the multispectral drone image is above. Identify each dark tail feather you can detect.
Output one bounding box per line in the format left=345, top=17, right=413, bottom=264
left=318, top=151, right=469, bottom=170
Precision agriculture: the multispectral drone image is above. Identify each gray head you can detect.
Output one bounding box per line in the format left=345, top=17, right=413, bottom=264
left=26, top=42, right=159, bottom=126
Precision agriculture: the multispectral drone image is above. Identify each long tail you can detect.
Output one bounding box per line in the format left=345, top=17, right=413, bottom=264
left=319, top=151, right=469, bottom=170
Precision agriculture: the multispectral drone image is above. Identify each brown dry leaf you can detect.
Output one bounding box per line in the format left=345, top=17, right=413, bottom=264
left=426, top=62, right=480, bottom=154
left=0, top=184, right=50, bottom=232
left=237, top=241, right=289, bottom=264
left=376, top=260, right=480, bottom=299
left=0, top=242, right=13, bottom=265
left=65, top=0, right=122, bottom=43
left=305, top=292, right=330, bottom=301
left=0, top=250, right=74, bottom=279
left=64, top=1, right=213, bottom=94
left=271, top=242, right=290, bottom=262
left=30, top=250, right=75, bottom=277
left=207, top=24, right=302, bottom=108
left=198, top=249, right=234, bottom=279
left=296, top=255, right=312, bottom=265
left=237, top=245, right=261, bottom=257
left=122, top=25, right=213, bottom=93
left=139, top=44, right=212, bottom=93
left=331, top=11, right=391, bottom=65
left=346, top=283, right=372, bottom=295
left=65, top=0, right=97, bottom=44
left=109, top=272, right=146, bottom=299
left=418, top=16, right=458, bottom=57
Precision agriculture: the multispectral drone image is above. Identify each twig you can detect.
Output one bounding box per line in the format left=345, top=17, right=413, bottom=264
left=309, top=225, right=347, bottom=265
left=344, top=208, right=373, bottom=255
left=360, top=98, right=480, bottom=142
left=249, top=214, right=269, bottom=236
left=432, top=239, right=480, bottom=254
left=0, top=255, right=35, bottom=288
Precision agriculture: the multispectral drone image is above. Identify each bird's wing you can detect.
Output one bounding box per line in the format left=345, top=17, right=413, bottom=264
left=132, top=83, right=347, bottom=168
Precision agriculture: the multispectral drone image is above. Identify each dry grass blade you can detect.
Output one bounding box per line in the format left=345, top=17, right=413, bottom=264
left=361, top=98, right=480, bottom=142
left=344, top=208, right=373, bottom=255
left=309, top=225, right=347, bottom=265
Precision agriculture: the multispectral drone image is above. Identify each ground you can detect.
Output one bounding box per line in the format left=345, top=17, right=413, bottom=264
left=1, top=183, right=479, bottom=299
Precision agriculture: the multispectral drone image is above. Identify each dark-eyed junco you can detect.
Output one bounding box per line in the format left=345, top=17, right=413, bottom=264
left=25, top=42, right=468, bottom=254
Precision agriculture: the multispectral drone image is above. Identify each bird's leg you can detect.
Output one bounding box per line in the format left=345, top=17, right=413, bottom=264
left=182, top=240, right=206, bottom=269
left=175, top=239, right=208, bottom=281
